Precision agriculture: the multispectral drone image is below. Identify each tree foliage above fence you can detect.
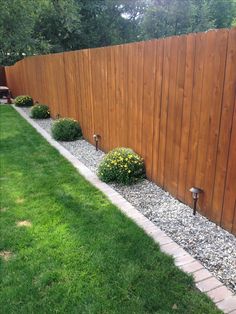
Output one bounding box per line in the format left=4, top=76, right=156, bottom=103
left=0, top=0, right=236, bottom=65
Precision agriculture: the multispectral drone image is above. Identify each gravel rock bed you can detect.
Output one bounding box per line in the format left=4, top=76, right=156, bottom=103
left=21, top=107, right=236, bottom=293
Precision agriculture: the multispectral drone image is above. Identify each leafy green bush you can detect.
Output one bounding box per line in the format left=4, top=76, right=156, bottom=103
left=98, top=147, right=145, bottom=185
left=30, top=104, right=50, bottom=119
left=15, top=95, right=33, bottom=107
left=51, top=118, right=82, bottom=141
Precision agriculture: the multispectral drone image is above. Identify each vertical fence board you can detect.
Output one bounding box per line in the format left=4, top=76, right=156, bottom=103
left=170, top=35, right=187, bottom=196
left=111, top=45, right=120, bottom=149
left=126, top=43, right=135, bottom=149
left=151, top=39, right=164, bottom=182
left=157, top=37, right=171, bottom=187
left=164, top=36, right=179, bottom=194
left=202, top=30, right=229, bottom=218
left=63, top=52, right=78, bottom=119
left=119, top=45, right=128, bottom=148
left=74, top=51, right=84, bottom=129
left=194, top=31, right=219, bottom=214
left=134, top=42, right=145, bottom=155
left=82, top=49, right=95, bottom=144
left=141, top=40, right=157, bottom=178
left=177, top=33, right=196, bottom=202
left=185, top=32, right=207, bottom=207
left=221, top=100, right=236, bottom=232
left=107, top=46, right=116, bottom=150
left=212, top=28, right=236, bottom=224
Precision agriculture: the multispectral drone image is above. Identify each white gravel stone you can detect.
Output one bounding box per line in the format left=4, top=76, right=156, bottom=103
left=21, top=107, right=236, bottom=293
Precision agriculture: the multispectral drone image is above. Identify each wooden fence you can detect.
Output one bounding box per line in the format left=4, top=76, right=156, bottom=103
left=5, top=28, right=236, bottom=234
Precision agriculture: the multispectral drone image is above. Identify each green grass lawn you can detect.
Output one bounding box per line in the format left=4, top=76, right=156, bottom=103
left=0, top=106, right=221, bottom=313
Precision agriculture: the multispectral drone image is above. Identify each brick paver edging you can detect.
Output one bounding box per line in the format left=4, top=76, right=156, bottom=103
left=13, top=105, right=236, bottom=313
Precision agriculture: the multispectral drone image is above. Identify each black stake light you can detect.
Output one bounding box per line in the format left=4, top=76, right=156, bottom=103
left=93, top=134, right=100, bottom=151
left=189, top=187, right=203, bottom=215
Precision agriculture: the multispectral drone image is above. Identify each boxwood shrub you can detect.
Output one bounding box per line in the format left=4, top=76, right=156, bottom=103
left=15, top=95, right=33, bottom=107
left=30, top=104, right=50, bottom=119
left=51, top=118, right=82, bottom=141
left=98, top=147, right=145, bottom=185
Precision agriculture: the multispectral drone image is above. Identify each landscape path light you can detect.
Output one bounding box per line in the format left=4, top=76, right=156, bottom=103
left=189, top=187, right=203, bottom=216
left=93, top=134, right=100, bottom=151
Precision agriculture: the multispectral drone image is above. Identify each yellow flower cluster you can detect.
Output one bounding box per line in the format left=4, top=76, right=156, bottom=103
left=107, top=151, right=141, bottom=170
left=15, top=95, right=33, bottom=107
left=55, top=118, right=78, bottom=124
left=98, top=147, right=145, bottom=184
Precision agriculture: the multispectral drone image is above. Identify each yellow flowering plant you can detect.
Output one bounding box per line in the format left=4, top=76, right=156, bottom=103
left=52, top=118, right=82, bottom=141
left=15, top=95, right=33, bottom=107
left=30, top=104, right=50, bottom=119
left=98, top=147, right=145, bottom=184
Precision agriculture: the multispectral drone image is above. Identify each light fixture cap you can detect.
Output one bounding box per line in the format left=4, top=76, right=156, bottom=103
left=93, top=134, right=100, bottom=138
left=189, top=187, right=203, bottom=194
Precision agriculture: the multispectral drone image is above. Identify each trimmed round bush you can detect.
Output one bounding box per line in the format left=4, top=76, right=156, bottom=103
left=98, top=147, right=145, bottom=185
left=51, top=118, right=82, bottom=141
left=15, top=95, right=33, bottom=107
left=30, top=104, right=50, bottom=119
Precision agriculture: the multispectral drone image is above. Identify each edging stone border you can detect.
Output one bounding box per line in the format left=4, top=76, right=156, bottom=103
left=13, top=105, right=236, bottom=313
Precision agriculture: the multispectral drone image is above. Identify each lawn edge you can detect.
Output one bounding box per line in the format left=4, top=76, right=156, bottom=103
left=12, top=104, right=235, bottom=313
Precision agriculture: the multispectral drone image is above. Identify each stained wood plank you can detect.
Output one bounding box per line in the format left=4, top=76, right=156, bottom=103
left=141, top=40, right=157, bottom=178
left=232, top=202, right=236, bottom=235
left=90, top=48, right=104, bottom=147
left=107, top=46, right=117, bottom=150
left=111, top=45, right=120, bottom=148
left=75, top=50, right=86, bottom=137
left=157, top=37, right=171, bottom=187
left=221, top=97, right=236, bottom=232
left=151, top=38, right=164, bottom=182
left=202, top=30, right=229, bottom=218
left=163, top=36, right=179, bottom=194
left=135, top=42, right=145, bottom=155
left=170, top=35, right=187, bottom=196
left=126, top=43, right=136, bottom=149
left=212, top=28, right=236, bottom=225
left=194, top=30, right=219, bottom=214
left=113, top=45, right=125, bottom=148
left=185, top=32, right=208, bottom=207
left=177, top=33, right=196, bottom=202
left=63, top=51, right=78, bottom=120
left=101, top=47, right=110, bottom=151
left=119, top=44, right=128, bottom=147
left=82, top=49, right=95, bottom=144
left=46, top=55, right=60, bottom=117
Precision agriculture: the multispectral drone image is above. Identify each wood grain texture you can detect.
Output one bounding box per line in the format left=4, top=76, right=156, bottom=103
left=177, top=33, right=196, bottom=202
left=5, top=29, right=236, bottom=234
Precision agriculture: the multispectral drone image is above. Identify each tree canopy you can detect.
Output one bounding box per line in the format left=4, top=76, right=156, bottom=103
left=0, top=0, right=235, bottom=65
